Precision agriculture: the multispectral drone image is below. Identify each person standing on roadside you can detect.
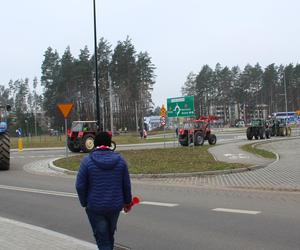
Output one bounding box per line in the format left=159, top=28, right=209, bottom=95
left=139, top=127, right=143, bottom=139
left=76, top=132, right=132, bottom=250
left=143, top=128, right=147, bottom=139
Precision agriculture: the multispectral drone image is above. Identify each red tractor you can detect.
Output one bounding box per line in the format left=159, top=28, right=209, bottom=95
left=178, top=115, right=218, bottom=146
left=67, top=121, right=116, bottom=153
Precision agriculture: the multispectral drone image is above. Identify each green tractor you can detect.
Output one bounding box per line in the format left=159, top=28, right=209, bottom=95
left=246, top=118, right=271, bottom=140
left=270, top=118, right=291, bottom=137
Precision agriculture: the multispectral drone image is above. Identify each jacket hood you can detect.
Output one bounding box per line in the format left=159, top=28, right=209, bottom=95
left=89, top=150, right=121, bottom=170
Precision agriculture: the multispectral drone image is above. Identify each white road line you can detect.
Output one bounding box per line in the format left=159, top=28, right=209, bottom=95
left=0, top=184, right=77, bottom=198
left=0, top=185, right=178, bottom=208
left=140, top=201, right=178, bottom=207
left=11, top=155, right=65, bottom=159
left=212, top=208, right=261, bottom=215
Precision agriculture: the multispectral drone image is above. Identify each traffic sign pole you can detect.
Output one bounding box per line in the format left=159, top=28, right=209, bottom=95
left=65, top=119, right=68, bottom=158
left=163, top=125, right=166, bottom=148
left=57, top=103, right=74, bottom=159
left=160, top=105, right=167, bottom=148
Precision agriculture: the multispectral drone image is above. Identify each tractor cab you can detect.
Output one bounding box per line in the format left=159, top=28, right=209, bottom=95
left=0, top=105, right=11, bottom=133
left=70, top=121, right=97, bottom=133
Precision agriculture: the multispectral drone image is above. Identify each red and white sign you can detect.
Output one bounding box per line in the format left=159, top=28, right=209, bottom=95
left=161, top=116, right=166, bottom=126
left=160, top=104, right=167, bottom=126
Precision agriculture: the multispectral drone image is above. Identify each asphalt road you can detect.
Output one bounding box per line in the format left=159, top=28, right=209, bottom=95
left=1, top=131, right=300, bottom=250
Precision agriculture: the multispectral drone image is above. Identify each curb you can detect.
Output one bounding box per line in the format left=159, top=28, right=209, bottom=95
left=48, top=160, right=264, bottom=179
left=48, top=158, right=77, bottom=175
left=11, top=147, right=65, bottom=152
left=48, top=136, right=299, bottom=179
left=129, top=165, right=265, bottom=179
left=247, top=136, right=300, bottom=162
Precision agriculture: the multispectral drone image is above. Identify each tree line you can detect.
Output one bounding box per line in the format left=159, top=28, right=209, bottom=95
left=0, top=78, right=43, bottom=135
left=0, top=37, right=156, bottom=134
left=181, top=63, right=300, bottom=123
left=42, top=36, right=155, bottom=131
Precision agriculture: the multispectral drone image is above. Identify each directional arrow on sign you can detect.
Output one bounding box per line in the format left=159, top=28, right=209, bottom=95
left=174, top=104, right=181, bottom=117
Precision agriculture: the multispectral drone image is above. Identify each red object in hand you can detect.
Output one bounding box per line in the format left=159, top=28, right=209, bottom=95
left=131, top=196, right=140, bottom=207
left=124, top=196, right=140, bottom=213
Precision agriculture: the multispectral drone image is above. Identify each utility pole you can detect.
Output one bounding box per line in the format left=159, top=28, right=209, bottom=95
left=108, top=72, right=114, bottom=134
left=93, top=0, right=101, bottom=129
left=135, top=101, right=139, bottom=133
left=34, top=100, right=37, bottom=137
left=283, top=71, right=288, bottom=125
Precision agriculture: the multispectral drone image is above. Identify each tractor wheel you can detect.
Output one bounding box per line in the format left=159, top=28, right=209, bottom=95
left=0, top=132, right=10, bottom=170
left=81, top=134, right=95, bottom=153
left=208, top=134, right=217, bottom=145
left=282, top=128, right=286, bottom=136
left=67, top=138, right=81, bottom=153
left=194, top=132, right=204, bottom=146
left=246, top=128, right=253, bottom=140
left=271, top=128, right=275, bottom=137
left=287, top=127, right=292, bottom=136
left=259, top=128, right=265, bottom=139
left=179, top=135, right=189, bottom=146
left=265, top=130, right=270, bottom=139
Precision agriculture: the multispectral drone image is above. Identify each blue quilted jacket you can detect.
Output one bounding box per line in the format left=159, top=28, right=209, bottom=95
left=75, top=149, right=132, bottom=213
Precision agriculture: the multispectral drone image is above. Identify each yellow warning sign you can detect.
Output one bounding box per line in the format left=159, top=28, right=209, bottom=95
left=160, top=104, right=167, bottom=117
left=57, top=103, right=74, bottom=118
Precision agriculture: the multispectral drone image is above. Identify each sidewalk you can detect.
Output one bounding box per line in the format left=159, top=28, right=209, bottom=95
left=0, top=216, right=97, bottom=250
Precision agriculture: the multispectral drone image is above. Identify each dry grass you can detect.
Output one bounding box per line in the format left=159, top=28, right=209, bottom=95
left=54, top=146, right=245, bottom=174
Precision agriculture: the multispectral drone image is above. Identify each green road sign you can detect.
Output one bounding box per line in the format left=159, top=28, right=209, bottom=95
left=167, top=96, right=195, bottom=117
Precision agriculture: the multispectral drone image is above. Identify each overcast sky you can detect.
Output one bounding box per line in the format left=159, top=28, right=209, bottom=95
left=1, top=0, right=299, bottom=107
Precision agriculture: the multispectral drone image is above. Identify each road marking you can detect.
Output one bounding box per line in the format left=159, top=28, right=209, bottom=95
left=0, top=185, right=178, bottom=208
left=224, top=153, right=250, bottom=159
left=212, top=208, right=261, bottom=215
left=140, top=201, right=178, bottom=207
left=0, top=184, right=77, bottom=198
left=234, top=135, right=246, bottom=139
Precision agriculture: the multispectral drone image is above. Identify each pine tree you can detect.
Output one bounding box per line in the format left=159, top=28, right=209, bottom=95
left=136, top=51, right=156, bottom=126
left=74, top=46, right=94, bottom=120
left=110, top=37, right=138, bottom=129
left=41, top=47, right=60, bottom=126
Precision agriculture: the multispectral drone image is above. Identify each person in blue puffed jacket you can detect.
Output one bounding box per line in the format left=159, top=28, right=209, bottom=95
left=76, top=131, right=132, bottom=250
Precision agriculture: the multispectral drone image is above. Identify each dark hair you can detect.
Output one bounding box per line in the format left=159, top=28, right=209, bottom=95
left=94, top=132, right=111, bottom=147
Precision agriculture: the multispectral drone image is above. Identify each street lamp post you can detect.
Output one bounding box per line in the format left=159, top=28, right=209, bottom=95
left=93, top=0, right=101, bottom=129
left=108, top=72, right=114, bottom=135
left=283, top=71, right=288, bottom=125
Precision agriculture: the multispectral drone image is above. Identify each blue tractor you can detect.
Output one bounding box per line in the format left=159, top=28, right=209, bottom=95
left=0, top=105, right=11, bottom=170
